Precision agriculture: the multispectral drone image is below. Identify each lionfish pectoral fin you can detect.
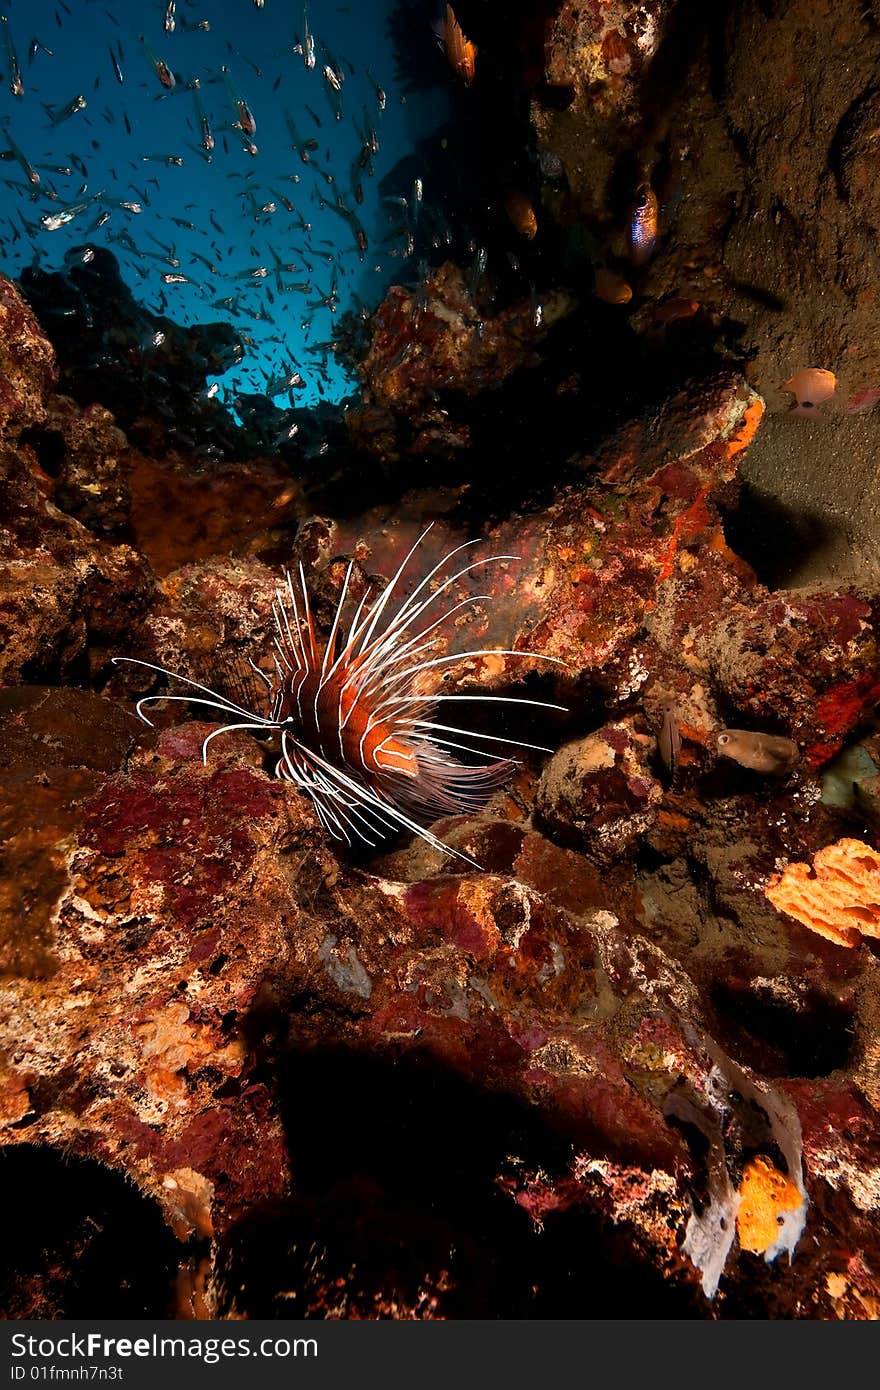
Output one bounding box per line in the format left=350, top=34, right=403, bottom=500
left=373, top=736, right=419, bottom=778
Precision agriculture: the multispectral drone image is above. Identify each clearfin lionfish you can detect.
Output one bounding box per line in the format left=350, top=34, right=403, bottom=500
left=114, top=529, right=566, bottom=863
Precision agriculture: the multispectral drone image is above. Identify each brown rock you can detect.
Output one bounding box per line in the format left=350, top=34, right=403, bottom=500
left=536, top=721, right=663, bottom=861
left=0, top=276, right=58, bottom=440
left=0, top=719, right=331, bottom=1237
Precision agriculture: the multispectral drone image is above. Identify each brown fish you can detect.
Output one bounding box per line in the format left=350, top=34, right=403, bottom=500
left=504, top=189, right=537, bottom=239
left=628, top=182, right=658, bottom=267
left=658, top=700, right=681, bottom=779
left=444, top=4, right=477, bottom=86
left=716, top=729, right=800, bottom=776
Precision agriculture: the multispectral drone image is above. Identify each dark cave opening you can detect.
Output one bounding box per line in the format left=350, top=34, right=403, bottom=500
left=214, top=1046, right=701, bottom=1319
left=0, top=1145, right=181, bottom=1318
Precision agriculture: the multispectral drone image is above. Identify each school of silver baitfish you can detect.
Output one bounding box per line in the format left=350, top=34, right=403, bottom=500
left=0, top=1, right=450, bottom=411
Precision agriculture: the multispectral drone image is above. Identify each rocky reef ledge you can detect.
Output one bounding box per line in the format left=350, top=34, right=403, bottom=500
left=2, top=256, right=880, bottom=1320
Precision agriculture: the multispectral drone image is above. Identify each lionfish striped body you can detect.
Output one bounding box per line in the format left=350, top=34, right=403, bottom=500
left=115, top=530, right=564, bottom=861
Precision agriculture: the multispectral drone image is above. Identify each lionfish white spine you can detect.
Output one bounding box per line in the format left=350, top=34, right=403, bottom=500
left=114, top=528, right=565, bottom=863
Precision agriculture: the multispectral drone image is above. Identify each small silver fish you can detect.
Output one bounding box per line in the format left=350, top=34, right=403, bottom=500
left=367, top=68, right=386, bottom=111
left=469, top=245, right=487, bottom=295
left=192, top=82, right=214, bottom=152
left=303, top=6, right=315, bottom=69
left=267, top=369, right=304, bottom=395
left=716, top=729, right=800, bottom=776
left=41, top=199, right=90, bottom=231
left=4, top=131, right=39, bottom=185
left=221, top=66, right=256, bottom=135
left=139, top=35, right=175, bottom=89
left=2, top=14, right=24, bottom=96
left=47, top=93, right=87, bottom=125
left=28, top=36, right=54, bottom=68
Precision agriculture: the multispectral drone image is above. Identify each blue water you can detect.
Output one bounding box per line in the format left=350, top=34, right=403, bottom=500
left=0, top=0, right=447, bottom=411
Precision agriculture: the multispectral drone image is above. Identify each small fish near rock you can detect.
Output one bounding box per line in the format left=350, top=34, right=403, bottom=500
left=503, top=189, right=538, bottom=239
left=784, top=367, right=836, bottom=415
left=716, top=728, right=800, bottom=775
left=627, top=182, right=658, bottom=267
left=657, top=699, right=681, bottom=781
left=736, top=1155, right=805, bottom=1256
left=593, top=264, right=632, bottom=305
left=441, top=4, right=477, bottom=86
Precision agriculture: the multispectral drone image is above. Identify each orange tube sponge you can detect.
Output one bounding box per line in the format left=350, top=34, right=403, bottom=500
left=765, top=837, right=880, bottom=946
left=736, top=1156, right=804, bottom=1255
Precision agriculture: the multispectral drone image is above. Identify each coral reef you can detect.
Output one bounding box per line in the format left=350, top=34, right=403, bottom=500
left=522, top=0, right=880, bottom=586
left=346, top=262, right=573, bottom=465
left=19, top=249, right=247, bottom=462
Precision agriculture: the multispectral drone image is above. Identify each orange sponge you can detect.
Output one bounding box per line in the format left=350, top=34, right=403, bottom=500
left=765, top=837, right=880, bottom=946
left=737, top=1156, right=804, bottom=1255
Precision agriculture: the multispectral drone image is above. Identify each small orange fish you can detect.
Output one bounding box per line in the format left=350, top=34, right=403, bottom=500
left=504, top=189, right=537, bottom=239
left=628, top=182, right=658, bottom=267
left=651, top=297, right=699, bottom=326
left=594, top=265, right=632, bottom=305
left=444, top=4, right=477, bottom=86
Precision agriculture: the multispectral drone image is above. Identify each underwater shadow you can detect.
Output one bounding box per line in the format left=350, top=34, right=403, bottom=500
left=214, top=1046, right=703, bottom=1319
left=709, top=980, right=856, bottom=1080
left=720, top=483, right=846, bottom=590
left=638, top=0, right=742, bottom=120
left=0, top=1144, right=180, bottom=1317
